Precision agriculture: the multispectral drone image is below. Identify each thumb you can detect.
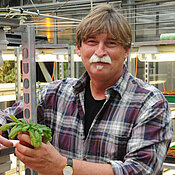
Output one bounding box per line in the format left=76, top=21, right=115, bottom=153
left=0, top=135, right=14, bottom=147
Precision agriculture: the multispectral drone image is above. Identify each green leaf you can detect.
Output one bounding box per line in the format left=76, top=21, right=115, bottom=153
left=18, top=118, right=27, bottom=124
left=9, top=125, right=23, bottom=139
left=22, top=125, right=30, bottom=132
left=42, top=131, right=52, bottom=143
left=0, top=122, right=17, bottom=131
left=9, top=115, right=18, bottom=122
left=29, top=128, right=42, bottom=148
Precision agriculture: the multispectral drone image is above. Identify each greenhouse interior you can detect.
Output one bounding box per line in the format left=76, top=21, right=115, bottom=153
left=0, top=0, right=175, bottom=174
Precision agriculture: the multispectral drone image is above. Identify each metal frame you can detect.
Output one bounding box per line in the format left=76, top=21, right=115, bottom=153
left=14, top=47, right=22, bottom=101
left=20, top=25, right=37, bottom=175
left=0, top=17, right=20, bottom=28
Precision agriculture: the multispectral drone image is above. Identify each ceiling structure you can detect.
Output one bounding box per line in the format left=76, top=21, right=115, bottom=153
left=0, top=0, right=175, bottom=44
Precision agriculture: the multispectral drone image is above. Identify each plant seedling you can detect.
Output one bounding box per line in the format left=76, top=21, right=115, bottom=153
left=0, top=82, right=52, bottom=148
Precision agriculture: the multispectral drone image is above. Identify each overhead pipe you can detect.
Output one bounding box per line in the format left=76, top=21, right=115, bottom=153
left=8, top=8, right=81, bottom=22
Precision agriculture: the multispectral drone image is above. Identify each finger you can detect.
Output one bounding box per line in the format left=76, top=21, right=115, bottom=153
left=17, top=133, right=32, bottom=146
left=0, top=135, right=13, bottom=147
left=15, top=142, right=35, bottom=157
left=17, top=133, right=34, bottom=148
left=15, top=144, right=44, bottom=171
left=15, top=147, right=38, bottom=167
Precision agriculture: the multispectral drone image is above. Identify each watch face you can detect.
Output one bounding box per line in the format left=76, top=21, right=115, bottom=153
left=63, top=166, right=73, bottom=175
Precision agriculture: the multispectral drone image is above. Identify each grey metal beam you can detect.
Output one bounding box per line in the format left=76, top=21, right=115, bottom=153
left=68, top=46, right=75, bottom=78
left=0, top=17, right=20, bottom=28
left=14, top=47, right=22, bottom=101
left=11, top=0, right=121, bottom=10
left=9, top=8, right=81, bottom=22
left=21, top=24, right=37, bottom=175
left=21, top=25, right=36, bottom=121
left=38, top=62, right=52, bottom=82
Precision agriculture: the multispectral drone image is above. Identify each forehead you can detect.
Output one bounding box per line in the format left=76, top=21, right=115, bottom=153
left=86, top=33, right=117, bottom=40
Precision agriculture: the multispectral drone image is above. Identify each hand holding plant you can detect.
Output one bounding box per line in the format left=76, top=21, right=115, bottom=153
left=0, top=82, right=52, bottom=148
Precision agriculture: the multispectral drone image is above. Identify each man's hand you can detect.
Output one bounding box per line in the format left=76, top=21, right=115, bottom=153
left=15, top=133, right=66, bottom=175
left=0, top=134, right=14, bottom=148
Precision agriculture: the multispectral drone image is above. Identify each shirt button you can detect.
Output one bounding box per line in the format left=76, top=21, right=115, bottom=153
left=83, top=156, right=87, bottom=161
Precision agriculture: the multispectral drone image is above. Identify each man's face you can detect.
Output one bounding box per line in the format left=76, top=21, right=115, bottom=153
left=76, top=33, right=130, bottom=83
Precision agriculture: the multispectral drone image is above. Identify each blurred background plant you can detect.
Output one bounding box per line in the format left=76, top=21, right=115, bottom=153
left=0, top=61, right=22, bottom=83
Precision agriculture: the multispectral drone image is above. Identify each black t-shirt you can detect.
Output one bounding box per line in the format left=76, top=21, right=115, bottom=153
left=84, top=81, right=105, bottom=138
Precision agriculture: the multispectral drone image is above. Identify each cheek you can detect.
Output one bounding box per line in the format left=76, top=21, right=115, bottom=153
left=110, top=51, right=125, bottom=61
left=81, top=57, right=90, bottom=67
left=81, top=45, right=95, bottom=56
left=81, top=50, right=94, bottom=62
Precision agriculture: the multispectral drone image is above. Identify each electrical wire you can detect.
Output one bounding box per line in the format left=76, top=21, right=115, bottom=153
left=29, top=0, right=39, bottom=13
left=30, top=0, right=70, bottom=23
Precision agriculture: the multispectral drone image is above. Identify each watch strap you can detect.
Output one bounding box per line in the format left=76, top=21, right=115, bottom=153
left=67, top=158, right=73, bottom=167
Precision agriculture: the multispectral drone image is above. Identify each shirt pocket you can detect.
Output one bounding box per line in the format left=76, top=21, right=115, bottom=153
left=90, top=122, right=132, bottom=162
left=104, top=132, right=129, bottom=161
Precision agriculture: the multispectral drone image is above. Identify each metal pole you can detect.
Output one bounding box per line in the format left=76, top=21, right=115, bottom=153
left=14, top=47, right=22, bottom=101
left=52, top=0, right=58, bottom=81
left=21, top=25, right=36, bottom=122
left=38, top=62, right=52, bottom=82
left=68, top=46, right=74, bottom=78
left=21, top=25, right=37, bottom=175
left=144, top=60, right=149, bottom=83
left=14, top=47, right=22, bottom=175
left=91, top=0, right=93, bottom=10
left=59, top=62, right=64, bottom=80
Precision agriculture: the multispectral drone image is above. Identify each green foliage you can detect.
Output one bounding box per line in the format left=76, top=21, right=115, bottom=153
left=0, top=115, right=52, bottom=148
left=0, top=82, right=52, bottom=148
left=0, top=61, right=22, bottom=83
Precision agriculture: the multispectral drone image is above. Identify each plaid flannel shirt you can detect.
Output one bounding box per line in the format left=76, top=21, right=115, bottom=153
left=1, top=65, right=173, bottom=175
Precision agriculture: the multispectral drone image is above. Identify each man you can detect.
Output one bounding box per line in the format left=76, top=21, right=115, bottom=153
left=0, top=4, right=173, bottom=175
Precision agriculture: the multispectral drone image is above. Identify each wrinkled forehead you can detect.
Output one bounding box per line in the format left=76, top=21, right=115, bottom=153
left=84, top=33, right=117, bottom=41
left=82, top=22, right=117, bottom=41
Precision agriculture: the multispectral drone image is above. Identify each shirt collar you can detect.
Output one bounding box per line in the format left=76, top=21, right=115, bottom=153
left=108, top=64, right=130, bottom=98
left=73, top=71, right=90, bottom=94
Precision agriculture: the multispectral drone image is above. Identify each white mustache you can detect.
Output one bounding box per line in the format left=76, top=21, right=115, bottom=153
left=89, top=54, right=112, bottom=64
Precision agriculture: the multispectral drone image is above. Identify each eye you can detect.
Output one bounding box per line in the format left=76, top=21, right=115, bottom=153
left=106, top=40, right=120, bottom=47
left=86, top=38, right=97, bottom=45
left=88, top=39, right=95, bottom=43
left=108, top=41, right=116, bottom=45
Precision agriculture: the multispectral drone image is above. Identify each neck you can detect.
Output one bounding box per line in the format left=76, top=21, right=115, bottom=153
left=90, top=80, right=106, bottom=100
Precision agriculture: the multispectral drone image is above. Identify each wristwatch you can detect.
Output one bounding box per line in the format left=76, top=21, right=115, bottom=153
left=63, top=158, right=73, bottom=175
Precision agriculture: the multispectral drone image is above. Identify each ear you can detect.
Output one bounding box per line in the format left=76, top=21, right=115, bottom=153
left=76, top=45, right=81, bottom=57
left=124, top=48, right=130, bottom=60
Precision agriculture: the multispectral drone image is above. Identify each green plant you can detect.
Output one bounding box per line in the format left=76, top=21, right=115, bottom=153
left=0, top=61, right=19, bottom=83
left=0, top=82, right=52, bottom=148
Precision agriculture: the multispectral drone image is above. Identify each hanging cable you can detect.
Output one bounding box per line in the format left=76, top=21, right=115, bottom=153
left=29, top=0, right=70, bottom=23
left=30, top=0, right=39, bottom=13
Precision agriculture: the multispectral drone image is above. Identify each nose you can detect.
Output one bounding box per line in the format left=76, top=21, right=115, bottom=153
left=94, top=43, right=107, bottom=57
